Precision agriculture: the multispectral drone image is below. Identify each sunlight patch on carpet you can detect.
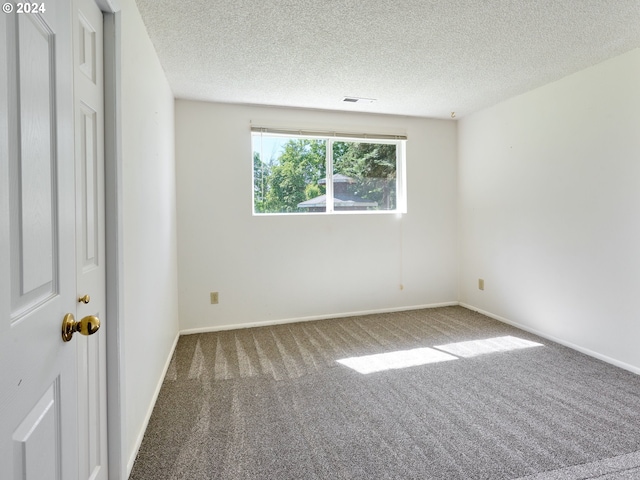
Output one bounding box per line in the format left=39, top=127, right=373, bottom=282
left=337, top=347, right=458, bottom=374
left=434, top=335, right=543, bottom=358
left=338, top=336, right=544, bottom=374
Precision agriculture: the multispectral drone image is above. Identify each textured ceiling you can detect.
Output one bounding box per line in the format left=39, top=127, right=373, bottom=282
left=135, top=0, right=640, bottom=119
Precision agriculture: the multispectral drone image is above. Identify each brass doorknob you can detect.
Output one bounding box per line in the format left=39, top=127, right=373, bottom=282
left=61, top=313, right=100, bottom=342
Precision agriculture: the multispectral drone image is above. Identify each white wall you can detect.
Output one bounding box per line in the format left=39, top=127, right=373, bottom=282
left=459, top=48, right=640, bottom=372
left=120, top=0, right=179, bottom=473
left=176, top=101, right=458, bottom=332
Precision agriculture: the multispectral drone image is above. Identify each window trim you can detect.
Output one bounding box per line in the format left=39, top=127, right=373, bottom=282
left=251, top=129, right=407, bottom=216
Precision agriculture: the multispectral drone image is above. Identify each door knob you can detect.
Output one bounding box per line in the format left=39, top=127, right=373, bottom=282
left=78, top=294, right=91, bottom=304
left=61, top=313, right=100, bottom=342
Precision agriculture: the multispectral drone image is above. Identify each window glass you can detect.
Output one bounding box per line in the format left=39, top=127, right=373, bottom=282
left=253, top=136, right=326, bottom=213
left=332, top=141, right=397, bottom=211
left=252, top=133, right=404, bottom=215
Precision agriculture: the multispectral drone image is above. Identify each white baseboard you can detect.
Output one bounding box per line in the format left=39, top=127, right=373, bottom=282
left=127, top=331, right=181, bottom=477
left=460, top=303, right=640, bottom=376
left=180, top=301, right=459, bottom=335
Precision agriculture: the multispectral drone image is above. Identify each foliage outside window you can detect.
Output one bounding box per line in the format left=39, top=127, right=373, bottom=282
left=252, top=131, right=406, bottom=215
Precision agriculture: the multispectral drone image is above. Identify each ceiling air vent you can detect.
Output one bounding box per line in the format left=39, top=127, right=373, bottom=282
left=343, top=96, right=376, bottom=104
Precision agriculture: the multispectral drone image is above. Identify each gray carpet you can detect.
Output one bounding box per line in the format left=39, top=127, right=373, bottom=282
left=129, top=306, right=640, bottom=479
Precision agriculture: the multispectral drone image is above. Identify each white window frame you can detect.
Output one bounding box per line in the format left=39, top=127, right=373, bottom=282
left=251, top=127, right=407, bottom=216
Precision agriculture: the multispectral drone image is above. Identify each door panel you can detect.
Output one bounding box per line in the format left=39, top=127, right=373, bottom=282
left=12, top=382, right=61, bottom=480
left=79, top=102, right=99, bottom=270
left=78, top=13, right=97, bottom=83
left=0, top=3, right=78, bottom=480
left=8, top=13, right=57, bottom=316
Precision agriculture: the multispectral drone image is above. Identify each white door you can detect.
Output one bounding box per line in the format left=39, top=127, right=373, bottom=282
left=73, top=0, right=108, bottom=479
left=0, top=2, right=79, bottom=480
left=0, top=1, right=107, bottom=479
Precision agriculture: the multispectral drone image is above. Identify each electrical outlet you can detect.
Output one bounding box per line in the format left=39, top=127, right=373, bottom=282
left=210, top=292, right=219, bottom=304
left=478, top=279, right=484, bottom=291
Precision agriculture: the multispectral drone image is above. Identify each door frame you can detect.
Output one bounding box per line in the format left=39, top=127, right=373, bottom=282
left=94, top=1, right=125, bottom=479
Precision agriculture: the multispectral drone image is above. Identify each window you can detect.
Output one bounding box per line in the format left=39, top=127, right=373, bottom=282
left=252, top=128, right=406, bottom=215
